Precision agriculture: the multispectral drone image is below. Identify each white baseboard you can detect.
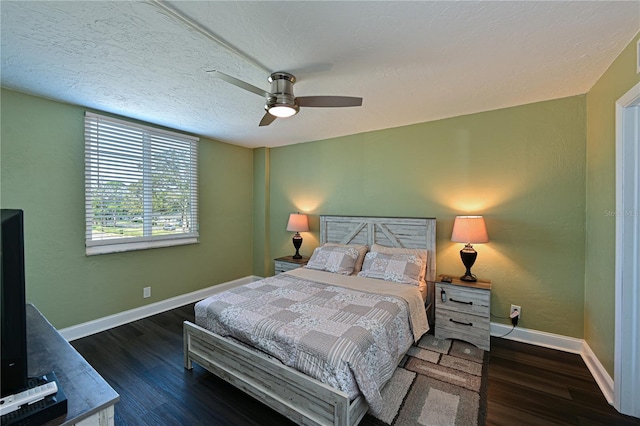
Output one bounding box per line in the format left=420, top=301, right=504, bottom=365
left=491, top=322, right=584, bottom=353
left=59, top=275, right=258, bottom=341
left=491, top=322, right=614, bottom=404
left=582, top=340, right=615, bottom=404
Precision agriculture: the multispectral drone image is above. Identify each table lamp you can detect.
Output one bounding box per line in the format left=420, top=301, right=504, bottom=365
left=286, top=213, right=309, bottom=259
left=451, top=215, right=489, bottom=282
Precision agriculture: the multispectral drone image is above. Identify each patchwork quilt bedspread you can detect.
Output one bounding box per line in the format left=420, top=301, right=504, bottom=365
left=195, top=268, right=428, bottom=415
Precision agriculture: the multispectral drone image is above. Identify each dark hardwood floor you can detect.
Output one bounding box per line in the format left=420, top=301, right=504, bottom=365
left=487, top=338, right=639, bottom=426
left=71, top=304, right=639, bottom=426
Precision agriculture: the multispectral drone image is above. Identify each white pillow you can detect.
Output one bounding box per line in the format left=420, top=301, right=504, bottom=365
left=371, top=244, right=428, bottom=282
left=305, top=245, right=360, bottom=275
left=358, top=252, right=423, bottom=286
left=322, top=243, right=368, bottom=273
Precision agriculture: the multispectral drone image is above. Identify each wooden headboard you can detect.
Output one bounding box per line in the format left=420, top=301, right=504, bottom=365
left=319, top=215, right=436, bottom=283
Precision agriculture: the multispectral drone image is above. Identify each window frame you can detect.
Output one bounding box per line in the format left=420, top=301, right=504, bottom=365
left=84, top=112, right=199, bottom=255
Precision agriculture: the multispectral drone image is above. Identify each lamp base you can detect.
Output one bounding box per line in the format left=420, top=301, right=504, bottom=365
left=460, top=273, right=478, bottom=282
left=292, top=233, right=303, bottom=259
left=459, top=244, right=478, bottom=282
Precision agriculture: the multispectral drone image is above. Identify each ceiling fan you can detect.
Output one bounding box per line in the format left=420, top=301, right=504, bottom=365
left=208, top=70, right=363, bottom=126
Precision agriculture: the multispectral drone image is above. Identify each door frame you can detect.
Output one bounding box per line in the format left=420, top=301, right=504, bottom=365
left=614, top=81, right=640, bottom=417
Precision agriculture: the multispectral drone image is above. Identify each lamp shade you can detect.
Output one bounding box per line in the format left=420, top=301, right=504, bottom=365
left=286, top=213, right=309, bottom=232
left=451, top=216, right=489, bottom=244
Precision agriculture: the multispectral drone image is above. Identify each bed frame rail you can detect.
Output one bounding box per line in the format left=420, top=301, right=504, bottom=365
left=184, top=321, right=368, bottom=426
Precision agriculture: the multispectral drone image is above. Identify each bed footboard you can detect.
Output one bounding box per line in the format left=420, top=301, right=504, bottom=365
left=183, top=321, right=368, bottom=426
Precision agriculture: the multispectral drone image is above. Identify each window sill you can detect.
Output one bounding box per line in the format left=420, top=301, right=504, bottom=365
left=86, top=235, right=199, bottom=256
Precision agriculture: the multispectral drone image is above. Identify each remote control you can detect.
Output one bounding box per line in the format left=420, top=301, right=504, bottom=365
left=0, top=381, right=58, bottom=416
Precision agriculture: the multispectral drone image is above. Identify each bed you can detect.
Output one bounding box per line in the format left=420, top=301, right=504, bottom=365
left=183, top=215, right=436, bottom=426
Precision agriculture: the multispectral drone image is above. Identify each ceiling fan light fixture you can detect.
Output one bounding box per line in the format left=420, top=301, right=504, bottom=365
left=267, top=105, right=298, bottom=118
left=209, top=70, right=362, bottom=126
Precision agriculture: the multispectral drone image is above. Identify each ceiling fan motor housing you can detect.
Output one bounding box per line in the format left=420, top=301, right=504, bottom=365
left=265, top=72, right=299, bottom=115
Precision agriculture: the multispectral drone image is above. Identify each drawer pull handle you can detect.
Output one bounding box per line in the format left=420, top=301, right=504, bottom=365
left=450, top=298, right=473, bottom=305
left=449, top=318, right=473, bottom=327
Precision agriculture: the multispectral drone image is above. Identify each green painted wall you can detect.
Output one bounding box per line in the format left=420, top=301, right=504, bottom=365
left=268, top=96, right=587, bottom=337
left=0, top=88, right=254, bottom=329
left=585, top=33, right=640, bottom=375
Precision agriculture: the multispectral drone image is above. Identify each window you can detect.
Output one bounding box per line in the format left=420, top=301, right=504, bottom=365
left=85, top=112, right=198, bottom=255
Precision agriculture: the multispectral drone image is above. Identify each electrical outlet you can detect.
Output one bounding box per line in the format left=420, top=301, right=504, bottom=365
left=510, top=304, right=521, bottom=319
left=143, top=287, right=151, bottom=298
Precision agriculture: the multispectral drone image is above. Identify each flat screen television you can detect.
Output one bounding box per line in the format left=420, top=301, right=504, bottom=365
left=1, top=209, right=28, bottom=397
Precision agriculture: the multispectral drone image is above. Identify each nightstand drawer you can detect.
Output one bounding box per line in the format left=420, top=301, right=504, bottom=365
left=274, top=260, right=303, bottom=274
left=435, top=309, right=490, bottom=351
left=274, top=256, right=309, bottom=274
left=436, top=283, right=490, bottom=316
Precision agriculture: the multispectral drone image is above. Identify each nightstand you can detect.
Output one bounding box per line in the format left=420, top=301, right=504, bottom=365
left=274, top=256, right=309, bottom=274
left=435, top=275, right=491, bottom=351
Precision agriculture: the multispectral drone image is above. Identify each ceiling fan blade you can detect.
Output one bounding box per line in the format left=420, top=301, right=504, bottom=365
left=259, top=112, right=277, bottom=127
left=297, top=96, right=363, bottom=108
left=207, top=70, right=270, bottom=98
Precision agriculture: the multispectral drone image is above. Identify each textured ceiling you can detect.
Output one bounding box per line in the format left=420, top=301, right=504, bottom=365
left=1, top=1, right=638, bottom=148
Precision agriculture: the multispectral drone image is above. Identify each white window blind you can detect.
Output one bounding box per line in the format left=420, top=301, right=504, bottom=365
left=85, top=112, right=199, bottom=255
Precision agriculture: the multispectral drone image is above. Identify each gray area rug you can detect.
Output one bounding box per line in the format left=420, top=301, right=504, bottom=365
left=362, top=334, right=488, bottom=426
